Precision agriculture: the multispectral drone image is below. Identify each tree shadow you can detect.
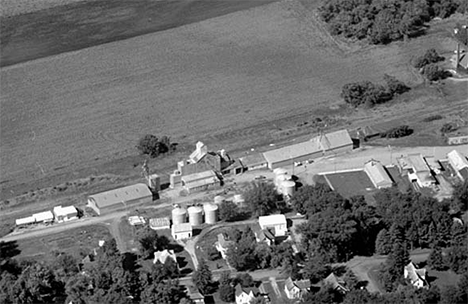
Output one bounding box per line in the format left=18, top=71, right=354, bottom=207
left=160, top=183, right=170, bottom=191
left=168, top=243, right=184, bottom=253
left=177, top=256, right=188, bottom=268
left=331, top=265, right=347, bottom=276
left=181, top=268, right=193, bottom=275
left=122, top=252, right=140, bottom=272
left=0, top=240, right=21, bottom=260
left=204, top=295, right=215, bottom=304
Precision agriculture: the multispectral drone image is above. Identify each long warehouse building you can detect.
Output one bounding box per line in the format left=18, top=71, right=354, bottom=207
left=87, top=183, right=153, bottom=215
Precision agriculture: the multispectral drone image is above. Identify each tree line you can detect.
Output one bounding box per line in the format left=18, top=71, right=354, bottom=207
left=319, top=0, right=466, bottom=44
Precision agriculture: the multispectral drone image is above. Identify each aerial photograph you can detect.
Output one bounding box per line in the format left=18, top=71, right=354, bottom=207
left=0, top=0, right=467, bottom=303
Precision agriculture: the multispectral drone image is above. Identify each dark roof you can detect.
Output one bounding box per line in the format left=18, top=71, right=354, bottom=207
left=235, top=284, right=259, bottom=297
left=460, top=167, right=468, bottom=181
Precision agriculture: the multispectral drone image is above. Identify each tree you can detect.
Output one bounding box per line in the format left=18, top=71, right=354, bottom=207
left=235, top=273, right=254, bottom=288
left=381, top=125, right=413, bottom=138
left=414, top=49, right=444, bottom=69
left=219, top=284, right=235, bottom=303
left=452, top=179, right=468, bottom=212
left=192, top=259, right=213, bottom=295
left=136, top=134, right=174, bottom=158
left=219, top=200, right=240, bottom=222
left=139, top=279, right=185, bottom=304
left=137, top=229, right=170, bottom=260
left=428, top=246, right=446, bottom=270
left=422, top=64, right=451, bottom=81
left=303, top=255, right=331, bottom=283
left=243, top=182, right=278, bottom=217
left=375, top=229, right=393, bottom=255
left=383, top=74, right=410, bottom=95
left=379, top=241, right=410, bottom=292
left=290, top=183, right=343, bottom=217
left=343, top=269, right=359, bottom=291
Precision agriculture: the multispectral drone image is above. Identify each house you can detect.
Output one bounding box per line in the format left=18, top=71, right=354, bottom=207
left=87, top=183, right=153, bottom=216
left=149, top=217, right=170, bottom=230
left=15, top=216, right=36, bottom=226
left=33, top=211, right=54, bottom=224
left=235, top=284, right=260, bottom=304
left=258, top=214, right=287, bottom=236
left=215, top=233, right=234, bottom=259
left=397, top=154, right=436, bottom=188
left=323, top=273, right=349, bottom=294
left=180, top=170, right=220, bottom=193
left=239, top=153, right=268, bottom=171
left=153, top=249, right=177, bottom=265
left=254, top=229, right=276, bottom=246
left=53, top=205, right=78, bottom=223
left=364, top=160, right=393, bottom=189
left=284, top=277, right=311, bottom=299
left=404, top=262, right=428, bottom=289
left=171, top=223, right=192, bottom=240
left=186, top=285, right=205, bottom=304
left=128, top=216, right=146, bottom=226
left=447, top=134, right=468, bottom=145
left=262, top=129, right=352, bottom=169
left=447, top=150, right=468, bottom=181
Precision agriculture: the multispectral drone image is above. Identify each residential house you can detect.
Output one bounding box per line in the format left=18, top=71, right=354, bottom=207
left=33, top=211, right=54, bottom=224
left=284, top=277, right=311, bottom=299
left=53, top=205, right=78, bottom=223
left=397, top=154, right=436, bottom=188
left=153, top=249, right=177, bottom=266
left=186, top=285, right=205, bottom=304
left=447, top=150, right=468, bottom=181
left=235, top=284, right=260, bottom=304
left=323, top=273, right=349, bottom=294
left=254, top=228, right=276, bottom=246
left=215, top=233, right=234, bottom=259
left=258, top=214, right=287, bottom=237
left=404, top=262, right=428, bottom=289
left=171, top=223, right=192, bottom=240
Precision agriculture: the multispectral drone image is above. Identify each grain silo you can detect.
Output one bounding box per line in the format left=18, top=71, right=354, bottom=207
left=147, top=174, right=161, bottom=192
left=275, top=169, right=288, bottom=187
left=172, top=207, right=187, bottom=225
left=281, top=180, right=296, bottom=197
left=214, top=195, right=226, bottom=205
left=203, top=203, right=218, bottom=224
left=188, top=206, right=203, bottom=226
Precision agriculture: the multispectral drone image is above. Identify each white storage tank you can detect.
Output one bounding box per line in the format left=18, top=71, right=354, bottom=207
left=274, top=168, right=288, bottom=176
left=188, top=206, right=203, bottom=226
left=276, top=174, right=288, bottom=193
left=172, top=207, right=187, bottom=225
left=281, top=180, right=296, bottom=197
left=203, top=203, right=218, bottom=224
left=214, top=195, right=226, bottom=205
left=147, top=174, right=160, bottom=192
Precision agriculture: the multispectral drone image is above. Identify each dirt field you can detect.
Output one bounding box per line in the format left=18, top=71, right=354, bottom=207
left=1, top=1, right=467, bottom=208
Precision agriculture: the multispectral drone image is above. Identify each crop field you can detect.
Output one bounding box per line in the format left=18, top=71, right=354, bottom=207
left=1, top=0, right=466, bottom=204
left=14, top=224, right=112, bottom=263
left=323, top=170, right=375, bottom=198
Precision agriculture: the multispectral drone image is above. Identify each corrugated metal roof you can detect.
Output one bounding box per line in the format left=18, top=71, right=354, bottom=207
left=259, top=214, right=287, bottom=227
left=16, top=216, right=36, bottom=225
left=181, top=170, right=217, bottom=183
left=406, top=154, right=431, bottom=172
left=53, top=205, right=77, bottom=217
left=172, top=222, right=192, bottom=233
left=317, top=129, right=353, bottom=150
left=33, top=211, right=54, bottom=222
left=448, top=150, right=468, bottom=171
left=88, top=183, right=152, bottom=208
left=263, top=140, right=321, bottom=165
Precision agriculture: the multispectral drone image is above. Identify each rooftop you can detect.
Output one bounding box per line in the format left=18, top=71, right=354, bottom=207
left=88, top=183, right=152, bottom=208
left=239, top=153, right=267, bottom=167
left=15, top=216, right=36, bottom=226
left=172, top=222, right=192, bottom=233
left=153, top=249, right=177, bottom=265
left=316, top=129, right=353, bottom=150
left=53, top=205, right=77, bottom=217
left=447, top=150, right=468, bottom=171
left=364, top=160, right=392, bottom=187
left=259, top=214, right=287, bottom=226
left=33, top=211, right=54, bottom=222
left=263, top=140, right=322, bottom=165
left=149, top=217, right=170, bottom=229
left=181, top=170, right=217, bottom=183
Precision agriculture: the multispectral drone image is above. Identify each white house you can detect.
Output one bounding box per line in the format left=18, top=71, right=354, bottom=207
left=235, top=284, right=259, bottom=304
left=284, top=277, right=311, bottom=299
left=364, top=160, right=393, bottom=189
left=215, top=233, right=234, bottom=259
left=397, top=154, right=436, bottom=188
left=258, top=214, right=287, bottom=236
left=33, top=211, right=54, bottom=224
left=153, top=249, right=177, bottom=265
left=447, top=150, right=468, bottom=181
left=171, top=223, right=192, bottom=240
left=404, top=262, right=428, bottom=289
left=53, top=206, right=78, bottom=223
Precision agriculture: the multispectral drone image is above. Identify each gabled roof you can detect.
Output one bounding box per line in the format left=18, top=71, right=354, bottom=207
left=405, top=262, right=427, bottom=285
left=323, top=273, right=348, bottom=292
left=447, top=150, right=468, bottom=171
left=189, top=141, right=208, bottom=164
left=53, top=205, right=77, bottom=217
left=217, top=233, right=234, bottom=248
left=259, top=214, right=287, bottom=227
left=187, top=285, right=204, bottom=300
left=364, top=160, right=392, bottom=187
left=316, top=129, right=353, bottom=150
left=153, top=249, right=177, bottom=265
left=88, top=183, right=152, bottom=208
left=15, top=216, right=36, bottom=225
left=263, top=140, right=322, bottom=165
left=285, top=277, right=296, bottom=291
left=235, top=284, right=259, bottom=297
left=460, top=167, right=468, bottom=180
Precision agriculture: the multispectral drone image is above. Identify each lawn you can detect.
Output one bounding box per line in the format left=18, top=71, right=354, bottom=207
left=323, top=170, right=376, bottom=198
left=14, top=224, right=112, bottom=263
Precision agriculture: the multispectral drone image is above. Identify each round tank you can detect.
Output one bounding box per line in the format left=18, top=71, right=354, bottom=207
left=188, top=206, right=203, bottom=226
left=214, top=195, right=226, bottom=205
left=203, top=203, right=218, bottom=224
left=275, top=174, right=288, bottom=190
left=172, top=207, right=187, bottom=225
left=282, top=180, right=296, bottom=197
left=274, top=168, right=288, bottom=176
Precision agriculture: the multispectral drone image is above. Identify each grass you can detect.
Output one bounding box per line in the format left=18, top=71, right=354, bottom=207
left=426, top=268, right=461, bottom=289
left=14, top=224, right=112, bottom=263
left=324, top=170, right=376, bottom=198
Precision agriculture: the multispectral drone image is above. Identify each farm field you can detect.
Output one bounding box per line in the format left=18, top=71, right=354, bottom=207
left=1, top=0, right=467, bottom=205
left=14, top=224, right=112, bottom=263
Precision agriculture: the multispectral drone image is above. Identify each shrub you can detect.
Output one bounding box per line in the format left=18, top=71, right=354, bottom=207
left=414, top=49, right=444, bottom=69
left=422, top=64, right=451, bottom=81
left=440, top=123, right=458, bottom=134
left=136, top=134, right=175, bottom=158
left=381, top=125, right=413, bottom=138
left=422, top=115, right=443, bottom=122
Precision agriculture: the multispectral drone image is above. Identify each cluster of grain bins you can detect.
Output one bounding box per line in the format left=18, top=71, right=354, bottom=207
left=15, top=205, right=78, bottom=227
left=273, top=168, right=296, bottom=198
left=171, top=203, right=219, bottom=226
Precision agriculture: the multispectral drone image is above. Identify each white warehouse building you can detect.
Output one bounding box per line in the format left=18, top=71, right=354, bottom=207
left=258, top=214, right=287, bottom=237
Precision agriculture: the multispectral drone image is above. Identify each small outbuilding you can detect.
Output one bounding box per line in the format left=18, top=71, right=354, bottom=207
left=87, top=183, right=153, bottom=216
left=258, top=214, right=287, bottom=237
left=404, top=262, right=428, bottom=289
left=171, top=223, right=192, bottom=240
left=181, top=170, right=220, bottom=193
left=53, top=205, right=78, bottom=223
left=149, top=217, right=170, bottom=230
left=15, top=216, right=36, bottom=226
left=364, top=160, right=393, bottom=189
left=153, top=249, right=177, bottom=265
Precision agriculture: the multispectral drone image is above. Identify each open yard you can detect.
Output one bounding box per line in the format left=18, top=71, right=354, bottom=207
left=14, top=224, right=112, bottom=263
left=0, top=0, right=466, bottom=209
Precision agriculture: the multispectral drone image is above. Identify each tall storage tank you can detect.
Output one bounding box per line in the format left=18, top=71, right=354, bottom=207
left=188, top=206, right=203, bottom=226
left=281, top=180, right=296, bottom=197
left=214, top=195, right=225, bottom=205
left=147, top=174, right=160, bottom=192
left=275, top=169, right=288, bottom=187
left=203, top=203, right=218, bottom=224
left=172, top=207, right=187, bottom=225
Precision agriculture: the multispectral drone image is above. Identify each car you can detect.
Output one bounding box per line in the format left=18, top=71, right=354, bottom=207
left=294, top=161, right=303, bottom=167
left=254, top=175, right=266, bottom=180
left=305, top=159, right=314, bottom=164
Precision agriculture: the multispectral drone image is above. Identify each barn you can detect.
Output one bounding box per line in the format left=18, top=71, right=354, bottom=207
left=87, top=183, right=153, bottom=215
